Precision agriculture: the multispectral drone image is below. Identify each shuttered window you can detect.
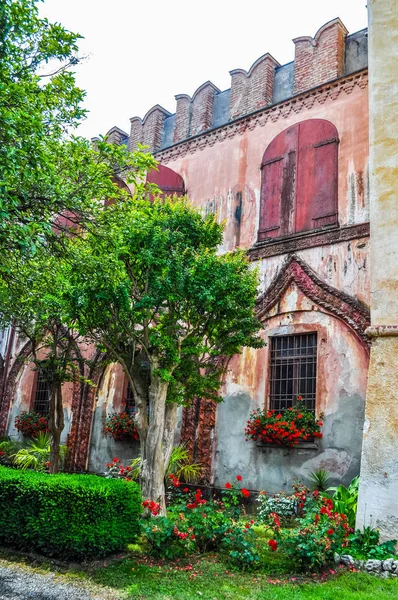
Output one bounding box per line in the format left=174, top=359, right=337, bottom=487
left=258, top=119, right=338, bottom=241
left=146, top=165, right=185, bottom=198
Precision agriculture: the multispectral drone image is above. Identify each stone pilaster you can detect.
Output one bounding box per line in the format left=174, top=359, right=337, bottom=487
left=356, top=0, right=398, bottom=541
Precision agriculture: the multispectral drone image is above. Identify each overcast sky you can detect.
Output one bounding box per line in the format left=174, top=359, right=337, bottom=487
left=40, top=0, right=368, bottom=140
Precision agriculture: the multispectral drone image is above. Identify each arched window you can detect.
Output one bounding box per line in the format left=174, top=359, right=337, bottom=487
left=146, top=165, right=185, bottom=198
left=258, top=119, right=339, bottom=241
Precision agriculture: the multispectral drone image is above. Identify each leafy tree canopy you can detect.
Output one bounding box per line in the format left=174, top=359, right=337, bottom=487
left=64, top=195, right=264, bottom=407
left=0, top=0, right=148, bottom=263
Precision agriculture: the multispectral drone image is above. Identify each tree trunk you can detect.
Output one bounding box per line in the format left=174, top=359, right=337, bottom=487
left=141, top=371, right=169, bottom=514
left=49, top=382, right=64, bottom=474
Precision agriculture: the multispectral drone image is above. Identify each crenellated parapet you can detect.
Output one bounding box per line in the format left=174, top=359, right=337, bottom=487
left=109, top=18, right=366, bottom=153
left=293, top=18, right=348, bottom=94
left=128, top=105, right=171, bottom=153
left=229, top=53, right=280, bottom=119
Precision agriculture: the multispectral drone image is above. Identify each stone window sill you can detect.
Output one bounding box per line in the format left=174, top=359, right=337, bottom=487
left=256, top=442, right=318, bottom=450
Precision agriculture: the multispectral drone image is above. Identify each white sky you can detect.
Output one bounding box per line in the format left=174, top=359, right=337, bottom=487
left=40, top=0, right=368, bottom=140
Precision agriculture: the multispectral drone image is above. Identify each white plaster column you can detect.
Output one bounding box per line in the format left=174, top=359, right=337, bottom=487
left=356, top=0, right=398, bottom=540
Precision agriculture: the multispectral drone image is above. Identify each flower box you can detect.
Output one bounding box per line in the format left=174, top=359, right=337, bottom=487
left=245, top=402, right=323, bottom=449
left=103, top=412, right=139, bottom=442
left=14, top=411, right=49, bottom=437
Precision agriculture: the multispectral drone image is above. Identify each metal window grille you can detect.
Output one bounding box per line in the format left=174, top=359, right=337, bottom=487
left=125, top=382, right=136, bottom=415
left=125, top=382, right=150, bottom=416
left=269, top=333, right=317, bottom=412
left=33, top=368, right=50, bottom=416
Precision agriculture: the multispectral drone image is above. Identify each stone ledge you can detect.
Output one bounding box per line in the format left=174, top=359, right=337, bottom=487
left=256, top=442, right=318, bottom=450
left=248, top=222, right=370, bottom=261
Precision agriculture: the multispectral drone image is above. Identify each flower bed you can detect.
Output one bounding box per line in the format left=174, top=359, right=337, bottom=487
left=14, top=411, right=49, bottom=437
left=141, top=475, right=259, bottom=570
left=245, top=402, right=323, bottom=448
left=103, top=412, right=139, bottom=441
left=264, top=490, right=352, bottom=570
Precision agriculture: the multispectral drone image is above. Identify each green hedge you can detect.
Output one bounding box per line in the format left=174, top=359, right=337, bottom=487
left=0, top=466, right=141, bottom=559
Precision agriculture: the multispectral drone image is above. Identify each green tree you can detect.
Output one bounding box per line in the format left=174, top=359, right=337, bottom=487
left=0, top=0, right=144, bottom=263
left=64, top=192, right=264, bottom=511
left=0, top=250, right=84, bottom=473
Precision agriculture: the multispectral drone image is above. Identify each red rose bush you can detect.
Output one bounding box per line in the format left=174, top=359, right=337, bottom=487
left=141, top=475, right=259, bottom=569
left=264, top=487, right=352, bottom=570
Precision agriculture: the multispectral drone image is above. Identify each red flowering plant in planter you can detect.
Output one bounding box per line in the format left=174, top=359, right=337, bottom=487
left=245, top=397, right=323, bottom=448
left=14, top=411, right=49, bottom=437
left=102, top=412, right=139, bottom=442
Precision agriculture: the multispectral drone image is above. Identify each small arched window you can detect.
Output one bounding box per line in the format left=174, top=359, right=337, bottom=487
left=258, top=119, right=339, bottom=241
left=146, top=165, right=185, bottom=199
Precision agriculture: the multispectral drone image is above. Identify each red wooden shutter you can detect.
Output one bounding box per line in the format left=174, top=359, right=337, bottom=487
left=258, top=119, right=339, bottom=241
left=258, top=124, right=298, bottom=241
left=295, top=120, right=339, bottom=233
left=146, top=165, right=185, bottom=198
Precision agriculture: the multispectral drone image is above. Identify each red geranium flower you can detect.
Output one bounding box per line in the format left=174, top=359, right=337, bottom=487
left=241, top=488, right=250, bottom=498
left=225, top=482, right=232, bottom=489
left=236, top=475, right=242, bottom=481
left=327, top=529, right=335, bottom=536
left=268, top=539, right=278, bottom=551
left=183, top=487, right=189, bottom=493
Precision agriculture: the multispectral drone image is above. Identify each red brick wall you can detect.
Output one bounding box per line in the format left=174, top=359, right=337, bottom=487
left=174, top=94, right=191, bottom=143
left=190, top=82, right=219, bottom=136
left=293, top=18, right=348, bottom=94
left=229, top=54, right=279, bottom=119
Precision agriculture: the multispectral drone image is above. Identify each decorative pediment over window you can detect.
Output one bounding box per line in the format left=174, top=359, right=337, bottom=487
left=256, top=255, right=370, bottom=352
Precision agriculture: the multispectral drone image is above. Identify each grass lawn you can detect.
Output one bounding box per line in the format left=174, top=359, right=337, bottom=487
left=1, top=530, right=397, bottom=600
left=88, top=553, right=398, bottom=600
left=81, top=533, right=398, bottom=600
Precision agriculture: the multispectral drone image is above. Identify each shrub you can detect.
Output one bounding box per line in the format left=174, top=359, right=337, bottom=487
left=245, top=402, right=323, bottom=447
left=0, top=439, right=23, bottom=466
left=328, top=476, right=359, bottom=529
left=104, top=457, right=134, bottom=480
left=141, top=516, right=193, bottom=559
left=265, top=492, right=352, bottom=571
left=0, top=466, right=141, bottom=559
left=14, top=411, right=49, bottom=437
left=347, top=527, right=397, bottom=560
left=257, top=491, right=297, bottom=524
left=222, top=522, right=260, bottom=570
left=12, top=432, right=67, bottom=472
left=141, top=475, right=259, bottom=569
left=103, top=412, right=139, bottom=441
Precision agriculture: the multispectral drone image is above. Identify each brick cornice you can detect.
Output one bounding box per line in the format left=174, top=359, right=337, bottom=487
left=248, top=222, right=370, bottom=261
left=156, top=70, right=368, bottom=164
left=256, top=254, right=370, bottom=352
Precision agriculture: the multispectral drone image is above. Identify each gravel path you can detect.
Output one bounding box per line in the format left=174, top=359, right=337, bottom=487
left=0, top=564, right=115, bottom=600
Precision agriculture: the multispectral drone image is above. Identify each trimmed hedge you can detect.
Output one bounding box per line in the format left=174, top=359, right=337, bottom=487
left=0, top=466, right=141, bottom=559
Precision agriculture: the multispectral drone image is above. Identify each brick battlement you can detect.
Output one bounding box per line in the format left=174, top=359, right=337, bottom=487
left=104, top=19, right=367, bottom=153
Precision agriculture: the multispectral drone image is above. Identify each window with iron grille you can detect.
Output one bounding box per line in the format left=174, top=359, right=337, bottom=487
left=33, top=367, right=51, bottom=416
left=125, top=381, right=136, bottom=415
left=125, top=381, right=150, bottom=416
left=269, top=333, right=317, bottom=412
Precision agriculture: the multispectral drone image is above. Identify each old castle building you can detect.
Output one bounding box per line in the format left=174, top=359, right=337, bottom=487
left=1, top=9, right=397, bottom=540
